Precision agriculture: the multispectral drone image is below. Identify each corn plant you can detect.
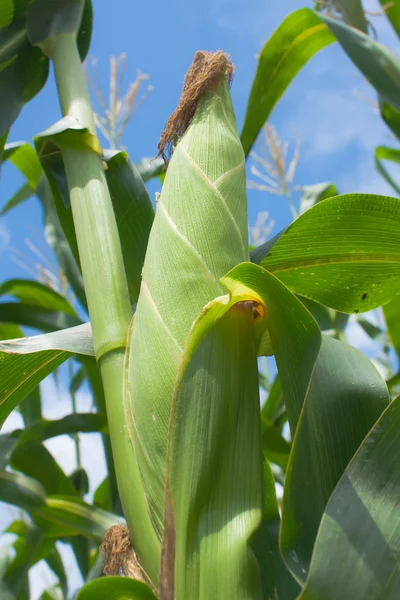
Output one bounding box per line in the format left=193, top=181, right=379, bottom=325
left=1, top=1, right=400, bottom=599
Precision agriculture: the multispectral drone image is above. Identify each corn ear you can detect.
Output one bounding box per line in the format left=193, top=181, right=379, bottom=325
left=128, top=58, right=248, bottom=535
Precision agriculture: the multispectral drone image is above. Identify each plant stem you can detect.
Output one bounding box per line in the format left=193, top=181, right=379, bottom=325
left=50, top=32, right=160, bottom=584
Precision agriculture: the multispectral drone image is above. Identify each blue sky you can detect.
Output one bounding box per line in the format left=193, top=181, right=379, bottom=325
left=1, top=1, right=399, bottom=597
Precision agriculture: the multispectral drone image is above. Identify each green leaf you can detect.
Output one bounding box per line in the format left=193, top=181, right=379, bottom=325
left=379, top=99, right=400, bottom=140
left=261, top=418, right=291, bottom=471
left=0, top=302, right=80, bottom=332
left=0, top=470, right=123, bottom=541
left=39, top=587, right=64, bottom=600
left=19, top=385, right=41, bottom=426
left=0, top=431, right=19, bottom=470
left=76, top=577, right=157, bottom=600
left=1, top=144, right=86, bottom=308
left=319, top=14, right=400, bottom=112
left=35, top=123, right=154, bottom=306
left=383, top=293, right=400, bottom=356
left=299, top=395, right=400, bottom=600
left=27, top=0, right=85, bottom=52
left=11, top=442, right=78, bottom=495
left=357, top=316, right=387, bottom=343
left=27, top=0, right=92, bottom=59
left=3, top=141, right=42, bottom=187
left=0, top=279, right=77, bottom=314
left=103, top=150, right=154, bottom=303
left=43, top=584, right=64, bottom=600
left=136, top=156, right=165, bottom=182
left=299, top=182, right=338, bottom=214
left=297, top=296, right=334, bottom=331
left=251, top=193, right=400, bottom=313
left=43, top=547, right=67, bottom=597
left=375, top=146, right=400, bottom=196
left=17, top=412, right=107, bottom=446
left=37, top=176, right=86, bottom=309
left=251, top=464, right=300, bottom=600
left=0, top=322, right=94, bottom=355
left=281, top=334, right=389, bottom=583
left=379, top=0, right=400, bottom=38
left=376, top=146, right=400, bottom=166
left=1, top=181, right=34, bottom=215
left=2, top=524, right=43, bottom=598
left=375, top=148, right=400, bottom=196
left=0, top=278, right=80, bottom=331
left=0, top=349, right=69, bottom=427
left=261, top=374, right=282, bottom=422
left=240, top=8, right=335, bottom=156
left=0, top=44, right=49, bottom=138
left=93, top=476, right=110, bottom=511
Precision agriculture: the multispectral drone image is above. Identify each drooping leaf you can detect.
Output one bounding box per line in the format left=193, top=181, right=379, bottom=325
left=103, top=150, right=154, bottom=303
left=17, top=412, right=107, bottom=446
left=281, top=334, right=389, bottom=583
left=319, top=13, right=400, bottom=112
left=0, top=470, right=123, bottom=541
left=0, top=349, right=69, bottom=427
left=251, top=464, right=300, bottom=600
left=1, top=144, right=86, bottom=308
left=11, top=442, right=78, bottom=495
left=241, top=9, right=335, bottom=156
left=0, top=302, right=80, bottom=332
left=76, top=577, right=157, bottom=600
left=0, top=43, right=49, bottom=138
left=0, top=322, right=94, bottom=355
left=1, top=181, right=35, bottom=215
left=0, top=279, right=77, bottom=314
left=162, top=261, right=318, bottom=598
left=299, top=395, right=400, bottom=600
left=35, top=122, right=154, bottom=305
left=251, top=193, right=400, bottom=313
left=223, top=264, right=389, bottom=585
left=3, top=141, right=42, bottom=187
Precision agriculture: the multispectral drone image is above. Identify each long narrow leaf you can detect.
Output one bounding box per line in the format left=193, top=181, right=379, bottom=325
left=320, top=13, right=400, bottom=112
left=241, top=9, right=335, bottom=156
left=299, top=395, right=400, bottom=599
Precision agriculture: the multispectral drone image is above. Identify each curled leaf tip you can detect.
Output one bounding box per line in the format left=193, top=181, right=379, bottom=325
left=157, top=50, right=235, bottom=162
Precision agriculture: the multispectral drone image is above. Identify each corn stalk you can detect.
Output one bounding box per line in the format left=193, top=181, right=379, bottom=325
left=27, top=0, right=160, bottom=585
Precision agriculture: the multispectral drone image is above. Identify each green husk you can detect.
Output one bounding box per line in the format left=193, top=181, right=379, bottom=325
left=128, top=56, right=248, bottom=536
